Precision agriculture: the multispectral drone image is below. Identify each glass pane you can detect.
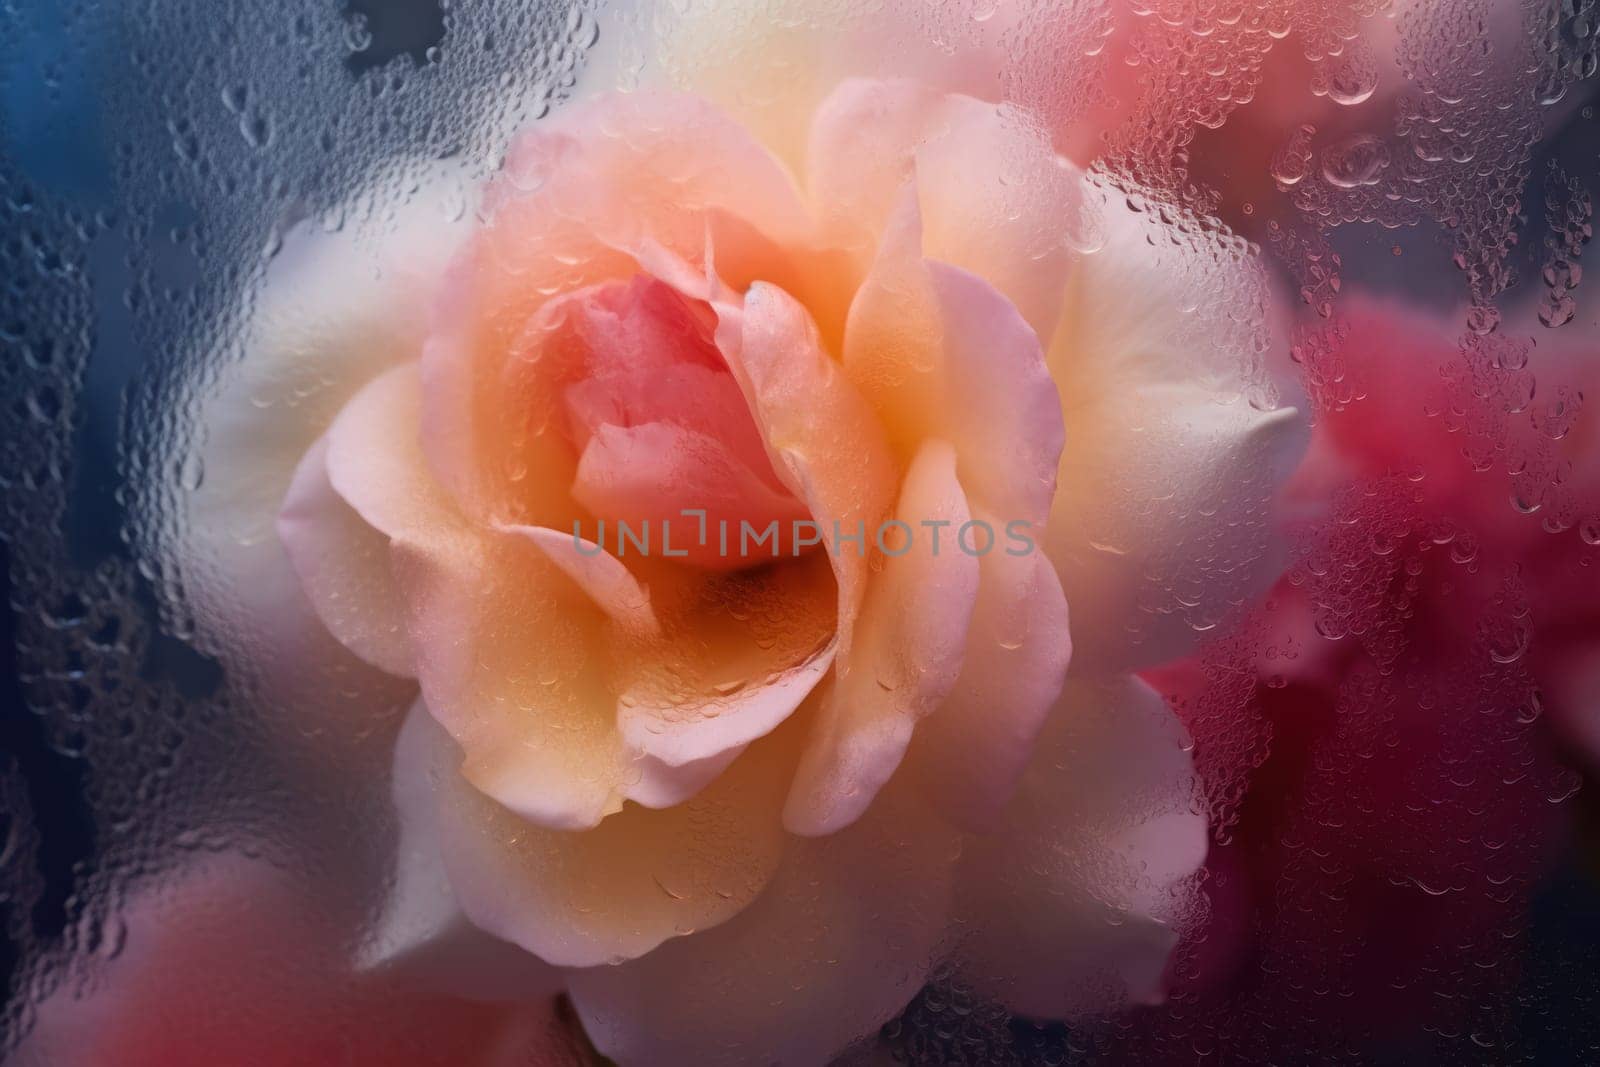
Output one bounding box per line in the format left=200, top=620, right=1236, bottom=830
left=2, top=0, right=1598, bottom=1063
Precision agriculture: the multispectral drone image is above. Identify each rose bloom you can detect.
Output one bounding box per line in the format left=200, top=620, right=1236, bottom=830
left=1137, top=291, right=1595, bottom=1057
left=1278, top=292, right=1600, bottom=764
left=147, top=3, right=1308, bottom=1063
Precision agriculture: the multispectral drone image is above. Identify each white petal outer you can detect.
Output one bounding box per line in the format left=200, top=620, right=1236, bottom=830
left=365, top=698, right=566, bottom=1003
left=277, top=435, right=414, bottom=677
left=565, top=771, right=961, bottom=1067
left=1046, top=178, right=1308, bottom=674
left=392, top=701, right=792, bottom=970
left=952, top=676, right=1208, bottom=1019
left=147, top=184, right=466, bottom=712
left=324, top=361, right=465, bottom=546
left=808, top=78, right=1090, bottom=343
left=907, top=542, right=1073, bottom=832
left=783, top=439, right=979, bottom=836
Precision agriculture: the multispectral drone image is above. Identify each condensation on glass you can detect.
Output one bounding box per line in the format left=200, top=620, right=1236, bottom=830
left=1, top=0, right=1597, bottom=1062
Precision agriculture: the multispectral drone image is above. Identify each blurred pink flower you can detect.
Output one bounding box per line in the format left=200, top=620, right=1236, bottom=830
left=1143, top=293, right=1594, bottom=1054
left=10, top=855, right=586, bottom=1067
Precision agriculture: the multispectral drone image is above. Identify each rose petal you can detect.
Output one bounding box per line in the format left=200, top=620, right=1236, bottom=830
left=398, top=314, right=840, bottom=816
left=392, top=703, right=791, bottom=969
left=565, top=770, right=960, bottom=1066
left=325, top=361, right=465, bottom=545
left=421, top=90, right=812, bottom=528
left=361, top=702, right=569, bottom=1004
left=908, top=545, right=1073, bottom=830
left=953, top=676, right=1207, bottom=1018
left=526, top=524, right=839, bottom=797
left=617, top=243, right=893, bottom=794
left=810, top=77, right=1088, bottom=342
left=553, top=274, right=784, bottom=483
left=151, top=188, right=462, bottom=723
left=393, top=512, right=812, bottom=819
left=570, top=421, right=811, bottom=570
left=277, top=435, right=413, bottom=676
left=708, top=279, right=900, bottom=663
left=615, top=572, right=838, bottom=770
left=1046, top=180, right=1308, bottom=673
left=388, top=522, right=628, bottom=829
left=832, top=186, right=1073, bottom=829
left=513, top=524, right=659, bottom=637
left=784, top=439, right=980, bottom=836
left=621, top=744, right=753, bottom=810
left=539, top=273, right=817, bottom=567
left=276, top=359, right=470, bottom=680
left=517, top=520, right=839, bottom=786
left=844, top=186, right=1066, bottom=525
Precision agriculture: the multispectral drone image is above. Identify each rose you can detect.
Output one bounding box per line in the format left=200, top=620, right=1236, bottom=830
left=1280, top=293, right=1600, bottom=765
left=1136, top=292, right=1593, bottom=1057
left=155, top=5, right=1309, bottom=1063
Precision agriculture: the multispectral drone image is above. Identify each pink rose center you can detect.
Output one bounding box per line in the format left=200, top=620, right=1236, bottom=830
left=538, top=274, right=811, bottom=570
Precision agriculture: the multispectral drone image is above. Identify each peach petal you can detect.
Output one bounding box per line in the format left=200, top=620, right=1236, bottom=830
left=708, top=279, right=900, bottom=661
left=908, top=543, right=1073, bottom=831
left=392, top=702, right=790, bottom=969
left=565, top=769, right=960, bottom=1067
left=621, top=744, right=751, bottom=810
left=341, top=406, right=769, bottom=821
left=390, top=519, right=807, bottom=823
left=387, top=523, right=627, bottom=830
left=920, top=260, right=1065, bottom=521
left=809, top=77, right=1087, bottom=342
left=784, top=439, right=980, bottom=835
left=511, top=524, right=659, bottom=637
left=277, top=435, right=413, bottom=677
left=844, top=186, right=1065, bottom=526
left=594, top=543, right=838, bottom=780
left=515, top=526, right=836, bottom=806
left=839, top=182, right=1073, bottom=823
left=325, top=361, right=465, bottom=546
left=953, top=677, right=1207, bottom=1018
left=618, top=636, right=836, bottom=772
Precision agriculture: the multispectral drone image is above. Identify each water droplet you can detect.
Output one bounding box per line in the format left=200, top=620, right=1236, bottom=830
left=1320, top=135, right=1389, bottom=189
